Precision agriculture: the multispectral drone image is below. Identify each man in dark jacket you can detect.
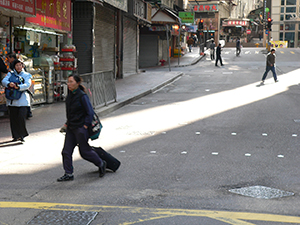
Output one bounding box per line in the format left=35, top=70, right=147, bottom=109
left=261, top=49, right=278, bottom=84
left=215, top=43, right=223, bottom=66
left=236, top=38, right=241, bottom=56
left=210, top=40, right=215, bottom=60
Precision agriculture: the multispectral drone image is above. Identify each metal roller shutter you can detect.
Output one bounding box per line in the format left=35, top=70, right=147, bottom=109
left=94, top=5, right=115, bottom=72
left=139, top=35, right=158, bottom=68
left=123, top=16, right=137, bottom=76
left=73, top=2, right=93, bottom=74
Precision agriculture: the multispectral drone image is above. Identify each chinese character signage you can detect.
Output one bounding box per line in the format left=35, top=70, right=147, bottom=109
left=26, top=0, right=71, bottom=32
left=225, top=20, right=248, bottom=26
left=179, top=12, right=194, bottom=24
left=104, top=0, right=127, bottom=12
left=193, top=4, right=218, bottom=12
left=0, top=0, right=36, bottom=16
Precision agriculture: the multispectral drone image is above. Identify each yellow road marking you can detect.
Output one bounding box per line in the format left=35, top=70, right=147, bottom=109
left=291, top=51, right=295, bottom=54
left=1, top=201, right=300, bottom=224
left=0, top=221, right=9, bottom=225
left=280, top=51, right=284, bottom=54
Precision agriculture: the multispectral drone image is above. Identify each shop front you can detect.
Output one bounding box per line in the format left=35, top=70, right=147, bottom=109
left=221, top=19, right=250, bottom=43
left=0, top=0, right=36, bottom=115
left=23, top=0, right=72, bottom=104
left=139, top=8, right=180, bottom=68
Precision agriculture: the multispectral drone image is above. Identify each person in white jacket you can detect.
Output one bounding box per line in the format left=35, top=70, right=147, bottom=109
left=2, top=60, right=32, bottom=141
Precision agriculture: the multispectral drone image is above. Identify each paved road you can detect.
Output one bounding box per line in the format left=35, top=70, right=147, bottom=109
left=1, top=48, right=300, bottom=224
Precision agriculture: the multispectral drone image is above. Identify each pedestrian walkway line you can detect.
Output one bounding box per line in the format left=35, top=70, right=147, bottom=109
left=1, top=201, right=300, bottom=224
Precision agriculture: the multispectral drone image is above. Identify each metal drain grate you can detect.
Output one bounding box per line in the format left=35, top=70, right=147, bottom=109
left=229, top=186, right=294, bottom=199
left=27, top=210, right=98, bottom=225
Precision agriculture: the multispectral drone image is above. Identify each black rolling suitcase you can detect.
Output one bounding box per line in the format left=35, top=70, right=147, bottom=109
left=92, top=147, right=121, bottom=172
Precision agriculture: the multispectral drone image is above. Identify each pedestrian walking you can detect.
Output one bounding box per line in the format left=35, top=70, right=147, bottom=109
left=192, top=34, right=198, bottom=47
left=57, top=74, right=106, bottom=182
left=187, top=37, right=194, bottom=52
left=258, top=30, right=262, bottom=41
left=215, top=43, right=223, bottom=67
left=261, top=49, right=278, bottom=84
left=209, top=40, right=215, bottom=60
left=236, top=37, right=241, bottom=56
left=1, top=60, right=32, bottom=142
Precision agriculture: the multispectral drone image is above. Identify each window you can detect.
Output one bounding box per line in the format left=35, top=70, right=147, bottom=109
left=286, top=7, right=296, bottom=12
left=285, top=32, right=295, bottom=47
left=285, top=24, right=295, bottom=30
left=281, top=7, right=284, bottom=13
left=281, top=0, right=285, bottom=5
left=280, top=24, right=284, bottom=30
left=280, top=32, right=283, bottom=41
left=280, top=15, right=284, bottom=21
left=286, top=0, right=296, bottom=5
left=285, top=14, right=293, bottom=20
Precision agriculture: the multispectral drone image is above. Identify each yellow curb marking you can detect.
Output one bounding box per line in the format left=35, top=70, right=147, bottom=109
left=1, top=201, right=300, bottom=224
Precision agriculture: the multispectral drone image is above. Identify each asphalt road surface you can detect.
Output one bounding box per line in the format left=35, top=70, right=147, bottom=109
left=1, top=48, right=300, bottom=225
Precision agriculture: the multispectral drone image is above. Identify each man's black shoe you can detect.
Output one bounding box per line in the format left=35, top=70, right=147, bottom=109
left=57, top=174, right=74, bottom=182
left=99, top=161, right=107, bottom=177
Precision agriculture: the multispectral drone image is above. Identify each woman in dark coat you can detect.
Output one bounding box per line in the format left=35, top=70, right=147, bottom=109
left=57, top=75, right=106, bottom=182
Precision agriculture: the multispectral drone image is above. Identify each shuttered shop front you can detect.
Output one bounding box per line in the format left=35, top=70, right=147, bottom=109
left=123, top=16, right=137, bottom=76
left=139, top=35, right=158, bottom=68
left=73, top=2, right=93, bottom=74
left=94, top=5, right=116, bottom=72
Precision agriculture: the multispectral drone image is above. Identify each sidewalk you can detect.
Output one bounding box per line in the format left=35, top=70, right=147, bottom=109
left=96, top=47, right=204, bottom=116
left=0, top=47, right=204, bottom=141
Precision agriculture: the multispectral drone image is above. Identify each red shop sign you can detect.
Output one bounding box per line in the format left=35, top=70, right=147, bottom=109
left=0, top=0, right=36, bottom=16
left=26, top=0, right=71, bottom=32
left=193, top=4, right=218, bottom=12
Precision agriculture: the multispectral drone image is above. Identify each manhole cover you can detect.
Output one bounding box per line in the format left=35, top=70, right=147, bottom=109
left=229, top=186, right=294, bottom=199
left=27, top=210, right=98, bottom=225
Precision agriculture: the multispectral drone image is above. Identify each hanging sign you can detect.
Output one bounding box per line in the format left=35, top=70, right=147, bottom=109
left=0, top=0, right=36, bottom=16
left=179, top=12, right=194, bottom=24
left=26, top=0, right=71, bottom=32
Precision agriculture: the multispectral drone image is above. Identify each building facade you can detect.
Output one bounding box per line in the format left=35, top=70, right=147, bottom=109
left=271, top=0, right=300, bottom=47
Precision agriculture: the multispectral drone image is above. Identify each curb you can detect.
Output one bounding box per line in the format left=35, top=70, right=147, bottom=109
left=96, top=72, right=183, bottom=117
left=172, top=53, right=206, bottom=68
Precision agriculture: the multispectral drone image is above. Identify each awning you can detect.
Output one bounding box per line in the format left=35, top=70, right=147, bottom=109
left=151, top=8, right=181, bottom=24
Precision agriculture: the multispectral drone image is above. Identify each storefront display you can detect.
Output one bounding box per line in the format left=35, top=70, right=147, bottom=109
left=54, top=45, right=77, bottom=100
left=27, top=68, right=46, bottom=105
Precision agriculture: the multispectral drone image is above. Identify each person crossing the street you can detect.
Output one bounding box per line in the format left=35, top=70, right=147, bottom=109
left=261, top=49, right=278, bottom=84
left=215, top=43, right=224, bottom=67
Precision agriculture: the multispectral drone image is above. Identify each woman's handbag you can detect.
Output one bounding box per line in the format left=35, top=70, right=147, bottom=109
left=5, top=72, right=24, bottom=101
left=89, top=113, right=103, bottom=140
